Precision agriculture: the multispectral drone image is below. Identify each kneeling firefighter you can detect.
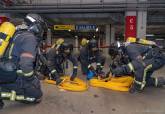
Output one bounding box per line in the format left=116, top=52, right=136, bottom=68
left=47, top=42, right=78, bottom=84
left=108, top=38, right=165, bottom=93
left=79, top=38, right=106, bottom=78
left=0, top=13, right=47, bottom=109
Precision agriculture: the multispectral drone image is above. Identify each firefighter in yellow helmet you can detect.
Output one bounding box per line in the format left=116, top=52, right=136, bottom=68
left=80, top=38, right=89, bottom=47
left=79, top=38, right=106, bottom=78
left=51, top=38, right=64, bottom=49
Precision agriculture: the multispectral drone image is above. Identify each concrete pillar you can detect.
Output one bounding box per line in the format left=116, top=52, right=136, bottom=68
left=125, top=0, right=147, bottom=39
left=105, top=24, right=110, bottom=56
left=46, top=28, right=52, bottom=46
left=136, top=10, right=147, bottom=39
left=110, top=25, right=115, bottom=43
left=125, top=11, right=137, bottom=18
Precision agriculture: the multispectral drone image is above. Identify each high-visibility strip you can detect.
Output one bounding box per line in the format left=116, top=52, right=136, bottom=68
left=26, top=15, right=36, bottom=23
left=10, top=90, right=16, bottom=101
left=55, top=44, right=60, bottom=50
left=24, top=71, right=34, bottom=77
left=1, top=92, right=11, bottom=98
left=17, top=70, right=34, bottom=77
left=73, top=66, right=78, bottom=69
left=8, top=43, right=15, bottom=59
left=1, top=91, right=35, bottom=102
left=154, top=77, right=158, bottom=87
left=96, top=63, right=101, bottom=66
left=21, top=52, right=34, bottom=58
left=135, top=64, right=152, bottom=90
left=142, top=64, right=152, bottom=89
left=16, top=95, right=25, bottom=101
left=100, top=66, right=104, bottom=68
left=25, top=97, right=36, bottom=102
left=134, top=80, right=146, bottom=90
left=51, top=69, right=57, bottom=74
left=88, top=64, right=92, bottom=68
left=128, top=63, right=134, bottom=72
left=1, top=90, right=16, bottom=101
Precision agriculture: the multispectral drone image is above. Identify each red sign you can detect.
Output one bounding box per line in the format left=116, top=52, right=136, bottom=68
left=125, top=16, right=136, bottom=40
left=0, top=16, right=8, bottom=25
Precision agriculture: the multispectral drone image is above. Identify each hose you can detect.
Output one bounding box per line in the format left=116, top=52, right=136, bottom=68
left=89, top=76, right=133, bottom=92
left=44, top=76, right=88, bottom=92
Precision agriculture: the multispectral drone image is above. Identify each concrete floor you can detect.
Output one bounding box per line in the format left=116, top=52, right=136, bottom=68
left=0, top=66, right=165, bottom=114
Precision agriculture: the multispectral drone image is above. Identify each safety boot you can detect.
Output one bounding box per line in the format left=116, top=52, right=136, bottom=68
left=129, top=83, right=143, bottom=93
left=0, top=89, right=4, bottom=109
left=156, top=77, right=165, bottom=87
left=0, top=99, right=4, bottom=110
left=55, top=78, right=65, bottom=85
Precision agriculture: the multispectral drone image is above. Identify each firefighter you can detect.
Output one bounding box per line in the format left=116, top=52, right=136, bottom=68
left=0, top=13, right=47, bottom=109
left=79, top=39, right=106, bottom=78
left=47, top=42, right=78, bottom=83
left=108, top=40, right=165, bottom=93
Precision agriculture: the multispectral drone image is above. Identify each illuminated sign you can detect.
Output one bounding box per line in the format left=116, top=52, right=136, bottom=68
left=54, top=25, right=75, bottom=30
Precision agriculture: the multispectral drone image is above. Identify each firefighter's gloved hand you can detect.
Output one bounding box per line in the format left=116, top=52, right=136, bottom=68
left=56, top=78, right=64, bottom=85
left=88, top=65, right=95, bottom=71
left=51, top=70, right=63, bottom=85
left=96, top=66, right=103, bottom=76
left=97, top=71, right=106, bottom=79
left=96, top=65, right=102, bottom=74
left=70, top=76, right=75, bottom=81
left=106, top=71, right=111, bottom=77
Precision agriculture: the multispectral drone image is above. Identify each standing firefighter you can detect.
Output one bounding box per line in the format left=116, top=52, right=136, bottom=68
left=108, top=39, right=165, bottom=93
left=79, top=38, right=106, bottom=78
left=47, top=42, right=78, bottom=84
left=0, top=13, right=47, bottom=109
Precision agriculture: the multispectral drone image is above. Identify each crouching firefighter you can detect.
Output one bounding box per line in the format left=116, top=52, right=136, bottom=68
left=47, top=42, right=78, bottom=85
left=0, top=13, right=47, bottom=109
left=79, top=38, right=106, bottom=79
left=108, top=39, right=165, bottom=93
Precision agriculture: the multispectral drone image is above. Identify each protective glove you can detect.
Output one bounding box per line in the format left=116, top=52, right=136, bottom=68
left=88, top=65, right=95, bottom=71
left=106, top=71, right=111, bottom=78
left=51, top=70, right=64, bottom=85
left=97, top=71, right=105, bottom=78
left=96, top=66, right=102, bottom=74
left=56, top=78, right=64, bottom=85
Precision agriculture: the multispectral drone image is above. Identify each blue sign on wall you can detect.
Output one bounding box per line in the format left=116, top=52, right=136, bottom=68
left=76, top=25, right=97, bottom=31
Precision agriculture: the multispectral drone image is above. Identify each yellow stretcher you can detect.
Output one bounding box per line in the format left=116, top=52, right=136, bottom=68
left=44, top=76, right=88, bottom=92
left=89, top=76, right=133, bottom=92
